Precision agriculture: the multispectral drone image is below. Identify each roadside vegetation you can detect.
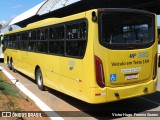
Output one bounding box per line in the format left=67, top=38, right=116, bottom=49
left=0, top=71, right=49, bottom=120
left=0, top=72, right=23, bottom=112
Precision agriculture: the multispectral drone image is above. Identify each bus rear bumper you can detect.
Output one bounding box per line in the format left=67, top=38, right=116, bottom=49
left=90, top=79, right=157, bottom=104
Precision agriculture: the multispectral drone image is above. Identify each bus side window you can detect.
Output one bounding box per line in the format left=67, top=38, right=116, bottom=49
left=37, top=41, right=48, bottom=53
left=21, top=32, right=28, bottom=50
left=66, top=21, right=87, bottom=57
left=28, top=42, right=36, bottom=51
left=49, top=26, right=64, bottom=55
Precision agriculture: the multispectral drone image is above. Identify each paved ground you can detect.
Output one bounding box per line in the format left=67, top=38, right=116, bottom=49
left=0, top=62, right=159, bottom=120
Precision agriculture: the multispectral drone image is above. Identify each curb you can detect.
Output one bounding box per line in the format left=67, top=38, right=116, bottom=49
left=0, top=66, right=63, bottom=120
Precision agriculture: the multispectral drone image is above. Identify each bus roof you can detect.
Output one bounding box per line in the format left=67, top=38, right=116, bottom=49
left=5, top=8, right=154, bottom=35
left=5, top=10, right=88, bottom=35
left=26, top=18, right=59, bottom=28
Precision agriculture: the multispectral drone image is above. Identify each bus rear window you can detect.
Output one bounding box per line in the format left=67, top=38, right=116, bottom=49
left=99, top=12, right=154, bottom=49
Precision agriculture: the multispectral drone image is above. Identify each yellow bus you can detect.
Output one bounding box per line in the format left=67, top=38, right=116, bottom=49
left=3, top=8, right=158, bottom=104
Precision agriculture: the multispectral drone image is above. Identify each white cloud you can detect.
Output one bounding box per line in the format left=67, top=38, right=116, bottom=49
left=0, top=20, right=8, bottom=25
left=12, top=4, right=23, bottom=9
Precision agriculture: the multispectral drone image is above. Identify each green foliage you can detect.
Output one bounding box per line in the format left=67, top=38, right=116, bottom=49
left=0, top=76, right=18, bottom=95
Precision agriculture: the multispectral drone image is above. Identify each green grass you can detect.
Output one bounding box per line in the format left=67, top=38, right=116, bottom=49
left=0, top=73, right=43, bottom=119
left=0, top=73, right=28, bottom=102
left=0, top=75, right=18, bottom=96
left=0, top=73, right=24, bottom=112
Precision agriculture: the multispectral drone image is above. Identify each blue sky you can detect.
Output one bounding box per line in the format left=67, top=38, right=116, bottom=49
left=0, top=0, right=160, bottom=26
left=0, top=0, right=44, bottom=25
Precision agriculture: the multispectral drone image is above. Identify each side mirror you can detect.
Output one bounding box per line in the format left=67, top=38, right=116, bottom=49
left=92, top=11, right=97, bottom=22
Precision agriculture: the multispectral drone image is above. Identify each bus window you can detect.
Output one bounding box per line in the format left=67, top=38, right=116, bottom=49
left=36, top=29, right=48, bottom=53
left=158, top=27, right=160, bottom=43
left=158, top=27, right=160, bottom=66
left=28, top=31, right=36, bottom=51
left=49, top=26, right=64, bottom=55
left=8, top=34, right=16, bottom=48
left=2, top=35, right=7, bottom=52
left=28, top=31, right=36, bottom=40
left=21, top=32, right=28, bottom=50
left=37, top=29, right=48, bottom=40
left=37, top=41, right=48, bottom=53
left=100, top=12, right=154, bottom=49
left=16, top=34, right=21, bottom=49
left=28, top=42, right=36, bottom=51
left=21, top=41, right=28, bottom=50
left=66, top=21, right=87, bottom=57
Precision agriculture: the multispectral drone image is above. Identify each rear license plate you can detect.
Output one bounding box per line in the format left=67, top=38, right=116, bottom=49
left=125, top=74, right=138, bottom=80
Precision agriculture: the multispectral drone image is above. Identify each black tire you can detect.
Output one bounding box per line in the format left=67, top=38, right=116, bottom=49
left=36, top=68, right=45, bottom=91
left=8, top=59, right=12, bottom=70
left=7, top=58, right=10, bottom=68
left=11, top=61, right=16, bottom=72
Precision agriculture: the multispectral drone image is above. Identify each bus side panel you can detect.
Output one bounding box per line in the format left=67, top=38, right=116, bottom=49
left=80, top=10, right=99, bottom=103
left=18, top=51, right=28, bottom=75
left=42, top=55, right=62, bottom=92
left=4, top=49, right=8, bottom=64
left=13, top=50, right=21, bottom=70
left=59, top=57, right=83, bottom=100
left=20, top=51, right=35, bottom=79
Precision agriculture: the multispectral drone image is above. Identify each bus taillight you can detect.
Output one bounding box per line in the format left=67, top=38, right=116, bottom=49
left=153, top=53, right=158, bottom=80
left=94, top=55, right=105, bottom=88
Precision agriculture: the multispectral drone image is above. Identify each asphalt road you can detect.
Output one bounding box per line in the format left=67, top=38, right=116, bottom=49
left=0, top=62, right=159, bottom=120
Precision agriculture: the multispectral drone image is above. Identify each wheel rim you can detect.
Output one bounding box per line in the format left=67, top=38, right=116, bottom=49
left=8, top=60, right=12, bottom=69
left=37, top=72, right=42, bottom=87
left=7, top=60, right=9, bottom=66
left=12, top=62, right=14, bottom=70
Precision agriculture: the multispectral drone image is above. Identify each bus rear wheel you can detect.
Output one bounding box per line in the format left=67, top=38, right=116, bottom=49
left=7, top=61, right=10, bottom=69
left=11, top=61, right=16, bottom=72
left=36, top=68, right=45, bottom=91
left=8, top=59, right=12, bottom=70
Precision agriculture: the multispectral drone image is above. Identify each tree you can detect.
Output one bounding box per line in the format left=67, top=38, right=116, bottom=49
left=0, top=24, right=2, bottom=29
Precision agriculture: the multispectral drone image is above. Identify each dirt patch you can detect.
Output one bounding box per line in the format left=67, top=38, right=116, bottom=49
left=0, top=71, right=50, bottom=120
